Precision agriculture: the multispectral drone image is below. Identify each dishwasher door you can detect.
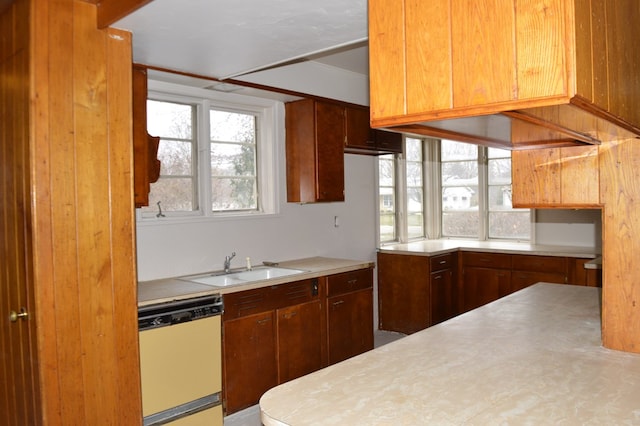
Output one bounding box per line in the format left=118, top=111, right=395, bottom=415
left=139, top=315, right=222, bottom=425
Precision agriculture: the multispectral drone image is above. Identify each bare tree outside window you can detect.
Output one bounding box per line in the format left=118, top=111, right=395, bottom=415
left=141, top=100, right=197, bottom=213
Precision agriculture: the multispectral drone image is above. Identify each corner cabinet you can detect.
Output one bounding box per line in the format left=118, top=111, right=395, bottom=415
left=285, top=99, right=345, bottom=203
left=377, top=252, right=456, bottom=335
left=368, top=0, right=640, bottom=149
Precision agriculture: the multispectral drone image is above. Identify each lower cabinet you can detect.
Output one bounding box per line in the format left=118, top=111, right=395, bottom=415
left=460, top=252, right=512, bottom=313
left=377, top=252, right=456, bottom=334
left=379, top=250, right=601, bottom=334
left=223, top=311, right=278, bottom=414
left=327, top=269, right=374, bottom=365
left=276, top=300, right=324, bottom=383
left=222, top=268, right=374, bottom=415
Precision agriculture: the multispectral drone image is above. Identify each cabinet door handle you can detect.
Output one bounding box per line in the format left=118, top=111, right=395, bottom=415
left=256, top=318, right=271, bottom=325
left=433, top=275, right=442, bottom=280
left=332, top=300, right=345, bottom=307
left=282, top=311, right=298, bottom=319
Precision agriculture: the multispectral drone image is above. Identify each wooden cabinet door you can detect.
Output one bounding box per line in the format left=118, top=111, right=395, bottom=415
left=430, top=269, right=453, bottom=326
left=327, top=289, right=374, bottom=365
left=314, top=102, right=345, bottom=201
left=222, top=311, right=277, bottom=414
left=377, top=253, right=430, bottom=334
left=345, top=107, right=374, bottom=150
left=462, top=267, right=511, bottom=313
left=276, top=300, right=324, bottom=383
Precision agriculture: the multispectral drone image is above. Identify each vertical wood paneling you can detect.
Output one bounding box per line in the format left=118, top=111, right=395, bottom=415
left=106, top=26, right=143, bottom=423
left=405, top=0, right=451, bottom=113
left=29, top=0, right=141, bottom=423
left=451, top=0, right=515, bottom=106
left=515, top=0, right=570, bottom=100
left=512, top=149, right=562, bottom=206
left=368, top=0, right=405, bottom=121
left=1, top=0, right=40, bottom=424
left=600, top=139, right=640, bottom=352
left=559, top=145, right=600, bottom=204
left=605, top=0, right=640, bottom=127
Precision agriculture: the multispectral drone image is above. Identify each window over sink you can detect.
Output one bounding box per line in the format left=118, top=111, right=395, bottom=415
left=137, top=80, right=279, bottom=221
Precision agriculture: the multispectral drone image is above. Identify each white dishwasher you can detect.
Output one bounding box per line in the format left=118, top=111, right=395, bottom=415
left=138, top=294, right=223, bottom=425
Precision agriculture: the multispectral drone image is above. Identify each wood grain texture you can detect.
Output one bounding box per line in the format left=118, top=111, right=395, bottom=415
left=368, top=0, right=405, bottom=120
left=451, top=0, right=515, bottom=107
left=515, top=0, right=570, bottom=100
left=28, top=0, right=141, bottom=423
left=600, top=138, right=640, bottom=353
left=405, top=0, right=451, bottom=113
left=94, top=0, right=153, bottom=28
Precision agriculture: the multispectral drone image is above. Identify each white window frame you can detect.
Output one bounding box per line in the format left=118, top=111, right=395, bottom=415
left=136, top=80, right=281, bottom=224
left=378, top=137, right=532, bottom=245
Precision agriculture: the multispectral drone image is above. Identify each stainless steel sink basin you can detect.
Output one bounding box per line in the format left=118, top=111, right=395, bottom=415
left=182, top=267, right=307, bottom=287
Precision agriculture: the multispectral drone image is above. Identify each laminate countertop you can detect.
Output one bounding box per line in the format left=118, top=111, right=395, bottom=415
left=378, top=240, right=600, bottom=259
left=260, top=283, right=640, bottom=425
left=137, top=256, right=374, bottom=307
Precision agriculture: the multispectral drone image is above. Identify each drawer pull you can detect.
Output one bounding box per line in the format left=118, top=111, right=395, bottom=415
left=439, top=260, right=447, bottom=264
left=256, top=318, right=271, bottom=325
left=332, top=300, right=345, bottom=307
left=348, top=279, right=358, bottom=285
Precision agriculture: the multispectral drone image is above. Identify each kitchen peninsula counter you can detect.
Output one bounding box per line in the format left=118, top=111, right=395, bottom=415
left=260, top=284, right=640, bottom=425
left=138, top=256, right=374, bottom=306
left=378, top=239, right=600, bottom=259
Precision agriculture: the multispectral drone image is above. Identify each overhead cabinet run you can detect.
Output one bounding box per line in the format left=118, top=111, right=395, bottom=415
left=285, top=98, right=402, bottom=203
left=368, top=0, right=640, bottom=149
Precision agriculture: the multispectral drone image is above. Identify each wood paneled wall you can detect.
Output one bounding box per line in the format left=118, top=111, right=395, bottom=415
left=1, top=0, right=142, bottom=423
left=1, top=0, right=41, bottom=424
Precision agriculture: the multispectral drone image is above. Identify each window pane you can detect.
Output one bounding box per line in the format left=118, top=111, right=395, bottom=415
left=210, top=110, right=256, bottom=143
left=441, top=139, right=477, bottom=161
left=211, top=177, right=256, bottom=211
left=147, top=100, right=192, bottom=139
left=405, top=138, right=422, bottom=161
left=489, top=211, right=530, bottom=239
left=379, top=154, right=396, bottom=242
left=146, top=178, right=195, bottom=211
left=210, top=109, right=258, bottom=211
left=157, top=140, right=192, bottom=175
left=488, top=158, right=511, bottom=185
left=489, top=185, right=513, bottom=210
left=211, top=144, right=256, bottom=176
left=442, top=211, right=479, bottom=238
left=142, top=100, right=197, bottom=214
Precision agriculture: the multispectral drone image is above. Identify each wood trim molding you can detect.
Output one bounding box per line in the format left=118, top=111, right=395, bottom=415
left=92, top=0, right=155, bottom=28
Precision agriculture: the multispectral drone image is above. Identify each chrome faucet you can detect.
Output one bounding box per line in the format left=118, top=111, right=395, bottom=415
left=224, top=252, right=236, bottom=273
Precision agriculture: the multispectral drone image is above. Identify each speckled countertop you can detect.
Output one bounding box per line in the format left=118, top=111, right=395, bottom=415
left=137, top=257, right=374, bottom=307
left=378, top=240, right=600, bottom=258
left=260, top=283, right=640, bottom=425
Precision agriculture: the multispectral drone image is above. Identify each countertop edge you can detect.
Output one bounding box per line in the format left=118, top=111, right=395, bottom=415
left=377, top=240, right=600, bottom=258
left=138, top=257, right=374, bottom=306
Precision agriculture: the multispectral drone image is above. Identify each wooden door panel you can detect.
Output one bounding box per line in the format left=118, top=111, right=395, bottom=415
left=327, top=290, right=374, bottom=365
left=277, top=300, right=323, bottom=383
left=223, top=312, right=277, bottom=414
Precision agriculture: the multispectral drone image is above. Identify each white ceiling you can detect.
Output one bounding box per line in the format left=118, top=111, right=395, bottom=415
left=115, top=0, right=370, bottom=104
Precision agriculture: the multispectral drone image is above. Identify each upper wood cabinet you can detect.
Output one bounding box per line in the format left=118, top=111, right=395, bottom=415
left=132, top=65, right=161, bottom=207
left=368, top=0, right=640, bottom=149
left=344, top=107, right=403, bottom=155
left=285, top=99, right=345, bottom=203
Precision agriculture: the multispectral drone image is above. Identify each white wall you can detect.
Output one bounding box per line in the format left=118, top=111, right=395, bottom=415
left=535, top=209, right=602, bottom=250
left=136, top=154, right=378, bottom=281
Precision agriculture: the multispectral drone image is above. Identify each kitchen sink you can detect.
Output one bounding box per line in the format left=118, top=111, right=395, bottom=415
left=182, top=266, right=307, bottom=287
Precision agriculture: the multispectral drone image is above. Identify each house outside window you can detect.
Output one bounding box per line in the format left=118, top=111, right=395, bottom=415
left=378, top=137, right=530, bottom=244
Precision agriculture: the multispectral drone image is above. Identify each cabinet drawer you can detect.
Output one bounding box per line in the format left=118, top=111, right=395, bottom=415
left=512, top=255, right=567, bottom=274
left=223, top=287, right=271, bottom=319
left=270, top=279, right=319, bottom=309
left=327, top=268, right=373, bottom=297
left=429, top=253, right=454, bottom=272
left=462, top=252, right=511, bottom=269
